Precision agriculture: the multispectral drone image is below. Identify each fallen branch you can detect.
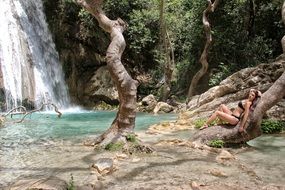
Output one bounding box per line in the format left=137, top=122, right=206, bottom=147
left=15, top=103, right=62, bottom=123
left=3, top=106, right=27, bottom=118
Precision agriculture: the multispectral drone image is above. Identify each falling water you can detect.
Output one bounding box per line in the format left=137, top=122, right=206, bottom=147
left=0, top=0, right=70, bottom=111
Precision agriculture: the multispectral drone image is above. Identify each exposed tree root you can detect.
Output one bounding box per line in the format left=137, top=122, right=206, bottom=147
left=83, top=125, right=154, bottom=154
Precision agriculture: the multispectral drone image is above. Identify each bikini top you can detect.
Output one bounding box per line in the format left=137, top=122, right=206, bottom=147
left=238, top=101, right=245, bottom=110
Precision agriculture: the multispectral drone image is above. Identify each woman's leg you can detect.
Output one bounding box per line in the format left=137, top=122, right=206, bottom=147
left=206, top=111, right=239, bottom=125
left=218, top=104, right=232, bottom=114
left=200, top=110, right=239, bottom=130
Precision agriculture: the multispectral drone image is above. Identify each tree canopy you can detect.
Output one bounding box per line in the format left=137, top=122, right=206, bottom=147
left=44, top=0, right=284, bottom=99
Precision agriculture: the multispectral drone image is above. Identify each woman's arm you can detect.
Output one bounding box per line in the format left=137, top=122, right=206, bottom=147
left=238, top=101, right=252, bottom=132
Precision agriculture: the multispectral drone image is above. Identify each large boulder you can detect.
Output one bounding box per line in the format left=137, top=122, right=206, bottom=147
left=84, top=66, right=119, bottom=107
left=185, top=56, right=285, bottom=122
left=137, top=94, right=158, bottom=112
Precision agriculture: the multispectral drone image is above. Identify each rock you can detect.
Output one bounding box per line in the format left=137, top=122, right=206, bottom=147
left=131, top=157, right=141, bottom=162
left=191, top=181, right=200, bottom=190
left=208, top=168, right=228, bottom=177
left=216, top=150, right=235, bottom=164
left=9, top=176, right=68, bottom=190
left=116, top=153, right=128, bottom=160
left=85, top=66, right=119, bottom=105
left=138, top=94, right=158, bottom=112
left=153, top=102, right=174, bottom=114
left=185, top=60, right=285, bottom=122
left=91, top=158, right=114, bottom=175
left=77, top=181, right=103, bottom=190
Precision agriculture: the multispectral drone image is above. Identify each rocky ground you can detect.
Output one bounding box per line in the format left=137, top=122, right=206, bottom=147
left=6, top=131, right=285, bottom=190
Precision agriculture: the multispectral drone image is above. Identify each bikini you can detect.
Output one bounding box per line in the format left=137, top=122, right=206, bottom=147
left=231, top=101, right=245, bottom=120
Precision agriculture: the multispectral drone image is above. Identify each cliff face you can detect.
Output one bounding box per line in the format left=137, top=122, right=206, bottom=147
left=43, top=0, right=113, bottom=108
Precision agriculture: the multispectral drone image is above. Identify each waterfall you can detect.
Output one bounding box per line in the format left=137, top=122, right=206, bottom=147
left=0, top=0, right=70, bottom=111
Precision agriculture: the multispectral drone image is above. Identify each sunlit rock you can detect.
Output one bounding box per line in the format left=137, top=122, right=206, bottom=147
left=91, top=158, right=114, bottom=175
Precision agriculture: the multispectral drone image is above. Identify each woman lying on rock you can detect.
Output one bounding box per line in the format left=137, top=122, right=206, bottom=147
left=200, top=89, right=262, bottom=132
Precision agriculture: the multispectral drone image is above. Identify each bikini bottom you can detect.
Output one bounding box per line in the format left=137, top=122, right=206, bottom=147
left=231, top=114, right=241, bottom=120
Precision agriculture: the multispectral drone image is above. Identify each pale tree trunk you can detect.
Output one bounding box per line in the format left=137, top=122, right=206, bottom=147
left=192, top=63, right=285, bottom=144
left=193, top=1, right=285, bottom=144
left=76, top=0, right=138, bottom=146
left=187, top=0, right=220, bottom=99
left=282, top=1, right=285, bottom=53
left=159, top=0, right=174, bottom=101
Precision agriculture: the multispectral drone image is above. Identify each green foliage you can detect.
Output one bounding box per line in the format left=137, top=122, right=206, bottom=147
left=94, top=101, right=118, bottom=111
left=209, top=63, right=231, bottom=87
left=105, top=142, right=124, bottom=151
left=261, top=119, right=284, bottom=134
left=208, top=140, right=225, bottom=148
left=194, top=118, right=207, bottom=129
left=43, top=0, right=285, bottom=98
left=67, top=174, right=75, bottom=190
left=194, top=118, right=225, bottom=129
left=128, top=9, right=158, bottom=54
left=126, top=134, right=137, bottom=143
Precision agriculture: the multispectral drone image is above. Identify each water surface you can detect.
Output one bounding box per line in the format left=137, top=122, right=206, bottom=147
left=0, top=111, right=177, bottom=187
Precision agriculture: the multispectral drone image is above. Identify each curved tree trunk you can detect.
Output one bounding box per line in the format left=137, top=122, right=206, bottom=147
left=77, top=0, right=138, bottom=146
left=282, top=1, right=285, bottom=52
left=159, top=0, right=173, bottom=101
left=192, top=1, right=285, bottom=144
left=187, top=0, right=219, bottom=99
left=192, top=68, right=285, bottom=144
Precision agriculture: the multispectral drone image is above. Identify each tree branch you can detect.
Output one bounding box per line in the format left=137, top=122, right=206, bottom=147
left=15, top=103, right=62, bottom=123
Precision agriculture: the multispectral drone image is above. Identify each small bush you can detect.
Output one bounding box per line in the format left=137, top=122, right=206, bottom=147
left=208, top=140, right=225, bottom=148
left=105, top=142, right=124, bottom=151
left=261, top=119, right=284, bottom=134
left=126, top=134, right=137, bottom=143
left=194, top=118, right=222, bottom=129
left=194, top=119, right=206, bottom=129
left=67, top=174, right=75, bottom=190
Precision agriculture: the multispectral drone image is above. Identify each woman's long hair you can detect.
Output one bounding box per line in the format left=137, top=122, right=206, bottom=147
left=250, top=90, right=261, bottom=111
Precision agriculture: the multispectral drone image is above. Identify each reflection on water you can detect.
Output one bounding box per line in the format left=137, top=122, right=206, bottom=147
left=0, top=111, right=177, bottom=187
left=237, top=134, right=285, bottom=184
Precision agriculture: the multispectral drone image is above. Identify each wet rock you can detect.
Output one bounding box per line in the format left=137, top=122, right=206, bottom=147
left=91, top=158, right=114, bottom=175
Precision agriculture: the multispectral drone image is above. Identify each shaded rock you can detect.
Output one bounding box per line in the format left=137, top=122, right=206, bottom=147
left=9, top=176, right=67, bottom=190
left=77, top=181, right=103, bottom=190
left=85, top=66, right=119, bottom=105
